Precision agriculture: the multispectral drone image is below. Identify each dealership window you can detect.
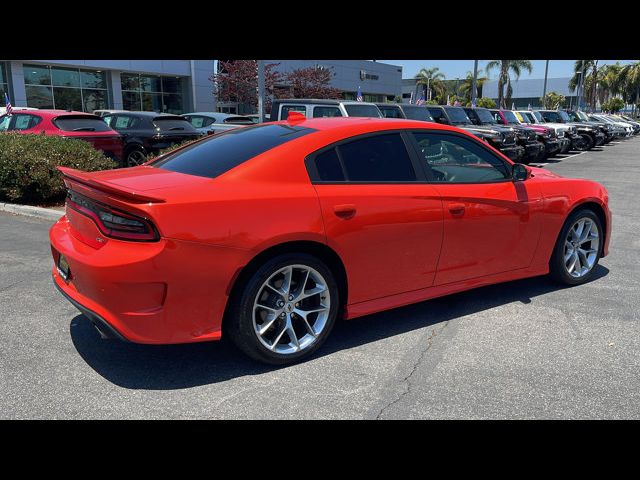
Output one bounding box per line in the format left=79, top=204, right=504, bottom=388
left=121, top=73, right=184, bottom=114
left=0, top=62, right=8, bottom=101
left=23, top=64, right=108, bottom=112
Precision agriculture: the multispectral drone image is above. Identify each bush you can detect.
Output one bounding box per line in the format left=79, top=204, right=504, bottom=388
left=0, top=132, right=117, bottom=204
left=476, top=97, right=497, bottom=108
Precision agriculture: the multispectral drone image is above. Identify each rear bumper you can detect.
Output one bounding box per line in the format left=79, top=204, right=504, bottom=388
left=50, top=215, right=248, bottom=344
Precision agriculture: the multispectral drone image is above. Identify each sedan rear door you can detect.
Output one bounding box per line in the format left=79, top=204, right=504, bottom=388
left=307, top=131, right=444, bottom=305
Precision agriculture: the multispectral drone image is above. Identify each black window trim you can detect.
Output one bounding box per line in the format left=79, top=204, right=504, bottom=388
left=406, top=130, right=514, bottom=184
left=305, top=129, right=428, bottom=184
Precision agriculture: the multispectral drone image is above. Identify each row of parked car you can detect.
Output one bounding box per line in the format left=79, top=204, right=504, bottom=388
left=266, top=98, right=640, bottom=164
left=0, top=107, right=260, bottom=166
left=1, top=101, right=638, bottom=167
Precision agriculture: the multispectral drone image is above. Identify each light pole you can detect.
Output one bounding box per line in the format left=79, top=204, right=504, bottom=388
left=426, top=77, right=431, bottom=101
left=575, top=70, right=583, bottom=111
left=257, top=60, right=265, bottom=122
left=542, top=60, right=549, bottom=108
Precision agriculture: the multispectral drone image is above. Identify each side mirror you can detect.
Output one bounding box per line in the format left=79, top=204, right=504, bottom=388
left=512, top=163, right=530, bottom=181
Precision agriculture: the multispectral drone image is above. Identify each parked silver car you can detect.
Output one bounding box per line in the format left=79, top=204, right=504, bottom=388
left=181, top=112, right=254, bottom=135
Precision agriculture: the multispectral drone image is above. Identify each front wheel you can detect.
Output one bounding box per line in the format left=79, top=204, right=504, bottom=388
left=573, top=134, right=594, bottom=151
left=225, top=253, right=339, bottom=365
left=549, top=209, right=602, bottom=285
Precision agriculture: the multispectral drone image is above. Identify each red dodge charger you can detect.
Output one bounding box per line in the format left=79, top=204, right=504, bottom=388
left=50, top=116, right=611, bottom=364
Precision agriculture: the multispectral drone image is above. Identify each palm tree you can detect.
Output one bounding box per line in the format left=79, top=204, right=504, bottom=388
left=597, top=63, right=623, bottom=106
left=486, top=60, right=533, bottom=108
left=458, top=69, right=488, bottom=104
left=619, top=61, right=640, bottom=115
left=414, top=67, right=446, bottom=102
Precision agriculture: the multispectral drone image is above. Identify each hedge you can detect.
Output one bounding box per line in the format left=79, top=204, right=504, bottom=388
left=0, top=133, right=117, bottom=204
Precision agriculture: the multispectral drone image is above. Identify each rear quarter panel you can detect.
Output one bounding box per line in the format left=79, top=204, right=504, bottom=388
left=530, top=171, right=610, bottom=266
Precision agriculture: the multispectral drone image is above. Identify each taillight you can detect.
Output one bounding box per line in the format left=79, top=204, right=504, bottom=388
left=66, top=190, right=159, bottom=242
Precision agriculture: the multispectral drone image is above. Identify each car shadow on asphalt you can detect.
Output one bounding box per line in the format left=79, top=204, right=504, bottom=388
left=70, top=265, right=609, bottom=390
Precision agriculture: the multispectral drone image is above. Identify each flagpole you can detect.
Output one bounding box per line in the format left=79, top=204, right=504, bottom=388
left=257, top=60, right=265, bottom=122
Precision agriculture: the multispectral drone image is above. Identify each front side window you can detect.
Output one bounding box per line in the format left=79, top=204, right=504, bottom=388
left=402, top=106, right=434, bottom=122
left=412, top=132, right=510, bottom=183
left=443, top=107, right=471, bottom=125
left=335, top=133, right=416, bottom=182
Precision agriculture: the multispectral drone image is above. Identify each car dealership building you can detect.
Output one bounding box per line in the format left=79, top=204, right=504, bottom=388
left=2, top=59, right=403, bottom=116
left=0, top=60, right=217, bottom=114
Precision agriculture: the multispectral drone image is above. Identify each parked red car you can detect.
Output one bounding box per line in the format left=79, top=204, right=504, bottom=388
left=0, top=110, right=123, bottom=161
left=50, top=117, right=611, bottom=364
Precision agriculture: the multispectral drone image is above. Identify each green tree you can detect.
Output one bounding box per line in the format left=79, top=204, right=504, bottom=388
left=475, top=97, right=496, bottom=108
left=414, top=67, right=446, bottom=102
left=486, top=60, right=533, bottom=108
left=619, top=61, right=640, bottom=114
left=458, top=69, right=488, bottom=104
left=541, top=91, right=566, bottom=109
left=569, top=60, right=599, bottom=109
left=601, top=97, right=625, bottom=112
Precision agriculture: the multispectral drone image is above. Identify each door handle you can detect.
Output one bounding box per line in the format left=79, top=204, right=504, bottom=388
left=448, top=203, right=466, bottom=216
left=333, top=204, right=356, bottom=219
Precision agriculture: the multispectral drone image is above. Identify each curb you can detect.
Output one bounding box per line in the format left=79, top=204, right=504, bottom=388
left=0, top=202, right=64, bottom=221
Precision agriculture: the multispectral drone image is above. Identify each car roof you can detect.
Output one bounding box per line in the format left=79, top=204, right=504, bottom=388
left=269, top=116, right=455, bottom=133
left=274, top=98, right=378, bottom=106
left=8, top=109, right=99, bottom=118
left=182, top=112, right=251, bottom=119
left=106, top=111, right=185, bottom=119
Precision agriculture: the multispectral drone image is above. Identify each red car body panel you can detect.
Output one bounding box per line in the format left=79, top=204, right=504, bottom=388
left=4, top=109, right=123, bottom=160
left=49, top=117, right=611, bottom=344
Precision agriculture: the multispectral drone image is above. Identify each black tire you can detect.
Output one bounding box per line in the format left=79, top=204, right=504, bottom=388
left=125, top=146, right=146, bottom=167
left=225, top=253, right=339, bottom=365
left=576, top=133, right=594, bottom=151
left=549, top=208, right=603, bottom=285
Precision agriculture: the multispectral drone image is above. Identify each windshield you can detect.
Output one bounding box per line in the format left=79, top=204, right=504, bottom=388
left=153, top=118, right=197, bottom=132
left=577, top=112, right=590, bottom=121
left=153, top=124, right=316, bottom=178
left=558, top=111, right=571, bottom=122
left=344, top=104, right=382, bottom=118
left=445, top=107, right=471, bottom=125
left=532, top=111, right=545, bottom=122
left=53, top=116, right=114, bottom=132
left=474, top=108, right=496, bottom=124
left=401, top=105, right=434, bottom=121
left=502, top=110, right=521, bottom=125
left=516, top=112, right=531, bottom=124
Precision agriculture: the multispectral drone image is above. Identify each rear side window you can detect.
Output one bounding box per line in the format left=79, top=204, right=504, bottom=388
left=53, top=116, right=112, bottom=132
left=11, top=114, right=42, bottom=130
left=153, top=124, right=316, bottom=178
left=280, top=105, right=307, bottom=119
left=107, top=115, right=140, bottom=129
left=336, top=133, right=416, bottom=182
left=378, top=106, right=403, bottom=119
left=315, top=148, right=345, bottom=181
left=427, top=107, right=446, bottom=122
left=343, top=104, right=382, bottom=118
left=153, top=118, right=196, bottom=132
left=402, top=106, right=434, bottom=122
left=312, top=106, right=342, bottom=118
left=185, top=115, right=213, bottom=128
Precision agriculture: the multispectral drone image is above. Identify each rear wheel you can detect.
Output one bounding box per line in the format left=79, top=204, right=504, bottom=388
left=125, top=147, right=146, bottom=167
left=550, top=209, right=602, bottom=285
left=225, top=253, right=339, bottom=365
left=574, top=133, right=594, bottom=151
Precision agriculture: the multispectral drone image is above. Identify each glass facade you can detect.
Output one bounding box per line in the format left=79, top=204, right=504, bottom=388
left=120, top=73, right=184, bottom=114
left=23, top=64, right=109, bottom=112
left=0, top=62, right=7, bottom=101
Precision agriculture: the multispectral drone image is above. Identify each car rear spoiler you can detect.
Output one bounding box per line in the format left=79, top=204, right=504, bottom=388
left=57, top=166, right=166, bottom=204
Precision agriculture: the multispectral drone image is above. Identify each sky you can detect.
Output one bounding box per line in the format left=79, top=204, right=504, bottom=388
left=379, top=60, right=635, bottom=81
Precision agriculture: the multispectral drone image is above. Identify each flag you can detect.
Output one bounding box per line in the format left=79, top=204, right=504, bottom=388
left=409, top=91, right=413, bottom=105
left=511, top=102, right=515, bottom=110
left=356, top=86, right=363, bottom=102
left=471, top=98, right=477, bottom=108
left=416, top=93, right=425, bottom=106
left=453, top=100, right=460, bottom=106
left=527, top=103, right=532, bottom=111
left=446, top=95, right=451, bottom=106
left=4, top=93, right=13, bottom=116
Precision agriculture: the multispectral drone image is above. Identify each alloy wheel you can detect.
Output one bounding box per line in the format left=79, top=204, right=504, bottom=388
left=252, top=264, right=331, bottom=355
left=563, top=217, right=600, bottom=278
left=127, top=149, right=146, bottom=166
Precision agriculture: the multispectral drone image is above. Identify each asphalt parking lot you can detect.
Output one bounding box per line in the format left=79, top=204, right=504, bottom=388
left=1, top=138, right=639, bottom=419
